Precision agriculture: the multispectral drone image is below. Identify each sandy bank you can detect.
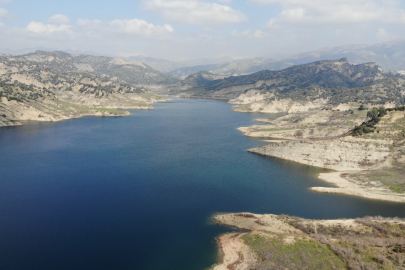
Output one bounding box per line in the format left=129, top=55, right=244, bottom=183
left=212, top=232, right=258, bottom=270
left=313, top=172, right=405, bottom=203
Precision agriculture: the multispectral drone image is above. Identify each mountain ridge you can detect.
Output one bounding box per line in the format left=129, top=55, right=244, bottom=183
left=21, top=50, right=179, bottom=85
left=0, top=51, right=168, bottom=127
left=167, top=40, right=405, bottom=78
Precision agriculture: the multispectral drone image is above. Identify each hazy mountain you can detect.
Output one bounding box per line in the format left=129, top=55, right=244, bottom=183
left=0, top=47, right=99, bottom=57
left=179, top=57, right=233, bottom=67
left=171, top=58, right=387, bottom=100
left=285, top=39, right=405, bottom=70
left=127, top=55, right=233, bottom=73
left=0, top=47, right=51, bottom=56
left=167, top=58, right=293, bottom=78
left=167, top=40, right=405, bottom=78
left=6, top=39, right=405, bottom=79
left=126, top=56, right=178, bottom=73
left=22, top=50, right=179, bottom=85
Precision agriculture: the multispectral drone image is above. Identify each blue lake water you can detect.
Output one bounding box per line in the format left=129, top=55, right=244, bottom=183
left=0, top=98, right=404, bottom=269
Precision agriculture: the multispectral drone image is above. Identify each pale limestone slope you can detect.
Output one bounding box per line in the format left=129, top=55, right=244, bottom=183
left=248, top=137, right=391, bottom=171
left=0, top=97, right=130, bottom=127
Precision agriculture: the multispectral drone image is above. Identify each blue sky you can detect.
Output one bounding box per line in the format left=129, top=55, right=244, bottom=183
left=0, top=0, right=404, bottom=61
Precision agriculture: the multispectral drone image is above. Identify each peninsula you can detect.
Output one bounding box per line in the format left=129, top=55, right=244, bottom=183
left=212, top=213, right=405, bottom=269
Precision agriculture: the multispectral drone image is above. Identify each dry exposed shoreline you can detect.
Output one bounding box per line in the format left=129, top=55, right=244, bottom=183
left=0, top=96, right=170, bottom=127
left=313, top=172, right=405, bottom=203
left=212, top=213, right=405, bottom=269
left=248, top=144, right=405, bottom=203
left=241, top=108, right=405, bottom=203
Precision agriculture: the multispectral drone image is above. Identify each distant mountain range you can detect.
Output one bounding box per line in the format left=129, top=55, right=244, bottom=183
left=0, top=47, right=100, bottom=57
left=286, top=40, right=405, bottom=70
left=4, top=40, right=405, bottom=78
left=169, top=58, right=405, bottom=111
left=166, top=40, right=405, bottom=78
left=166, top=58, right=292, bottom=78
left=126, top=56, right=233, bottom=73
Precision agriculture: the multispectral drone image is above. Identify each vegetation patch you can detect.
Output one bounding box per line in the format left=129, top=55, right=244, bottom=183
left=349, top=169, right=405, bottom=193
left=57, top=101, right=127, bottom=115
left=242, top=233, right=346, bottom=270
left=139, top=92, right=163, bottom=100
left=352, top=106, right=387, bottom=136
left=235, top=104, right=252, bottom=111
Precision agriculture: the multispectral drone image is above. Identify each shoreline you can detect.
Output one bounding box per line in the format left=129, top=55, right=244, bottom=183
left=248, top=143, right=405, bottom=203
left=211, top=213, right=405, bottom=269
left=212, top=232, right=257, bottom=270
left=0, top=109, right=132, bottom=128
left=249, top=147, right=405, bottom=203
left=0, top=101, right=170, bottom=128
left=313, top=171, right=405, bottom=203
left=246, top=137, right=405, bottom=203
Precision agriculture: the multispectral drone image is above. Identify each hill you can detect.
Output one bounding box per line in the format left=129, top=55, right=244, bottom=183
left=0, top=52, right=167, bottom=127
left=166, top=40, right=405, bottom=78
left=287, top=40, right=405, bottom=70
left=171, top=58, right=390, bottom=100
left=128, top=55, right=233, bottom=74
left=167, top=58, right=293, bottom=78
left=19, top=51, right=179, bottom=86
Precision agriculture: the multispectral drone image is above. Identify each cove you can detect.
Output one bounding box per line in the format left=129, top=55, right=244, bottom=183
left=0, top=98, right=404, bottom=270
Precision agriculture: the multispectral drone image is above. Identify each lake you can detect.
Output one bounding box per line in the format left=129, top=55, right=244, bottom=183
left=0, top=98, right=404, bottom=269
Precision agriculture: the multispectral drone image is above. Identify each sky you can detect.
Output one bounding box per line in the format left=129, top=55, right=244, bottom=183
left=0, top=0, right=405, bottom=61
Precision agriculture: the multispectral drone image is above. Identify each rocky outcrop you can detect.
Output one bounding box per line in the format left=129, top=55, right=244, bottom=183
left=233, top=97, right=328, bottom=113
left=249, top=137, right=391, bottom=171
left=239, top=109, right=366, bottom=140
left=228, top=90, right=274, bottom=105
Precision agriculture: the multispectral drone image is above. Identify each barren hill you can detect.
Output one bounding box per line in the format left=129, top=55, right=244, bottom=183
left=0, top=52, right=167, bottom=127
left=19, top=50, right=179, bottom=86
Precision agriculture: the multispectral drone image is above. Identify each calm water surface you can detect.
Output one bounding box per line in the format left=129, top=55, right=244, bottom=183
left=0, top=98, right=404, bottom=269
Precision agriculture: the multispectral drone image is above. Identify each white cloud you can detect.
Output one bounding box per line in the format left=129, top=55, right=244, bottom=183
left=0, top=0, right=13, bottom=3
left=48, top=14, right=71, bottom=25
left=143, top=0, right=248, bottom=25
left=254, top=0, right=405, bottom=29
left=25, top=17, right=174, bottom=40
left=27, top=22, right=72, bottom=35
left=76, top=18, right=103, bottom=28
left=0, top=8, right=10, bottom=18
left=231, top=29, right=262, bottom=38
left=377, top=28, right=388, bottom=39
left=109, top=19, right=174, bottom=36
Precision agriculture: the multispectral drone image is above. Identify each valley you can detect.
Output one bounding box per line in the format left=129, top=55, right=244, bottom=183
left=2, top=46, right=405, bottom=270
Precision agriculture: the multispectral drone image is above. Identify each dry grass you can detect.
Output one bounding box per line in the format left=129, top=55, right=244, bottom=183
left=242, top=233, right=346, bottom=270
left=349, top=169, right=405, bottom=193
left=238, top=215, right=405, bottom=269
